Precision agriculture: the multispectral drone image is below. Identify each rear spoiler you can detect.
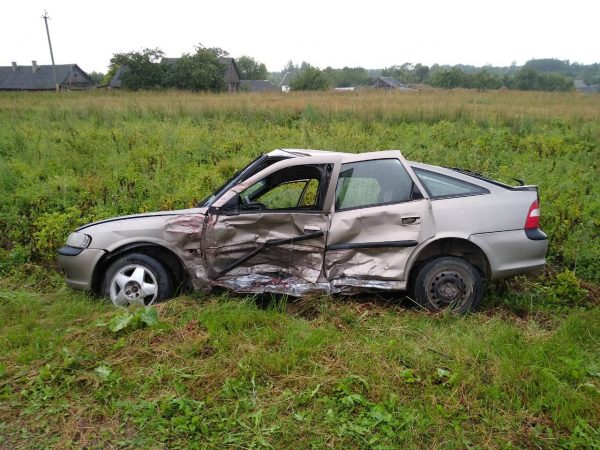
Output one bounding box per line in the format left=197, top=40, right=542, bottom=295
left=510, top=185, right=538, bottom=193
left=447, top=167, right=538, bottom=193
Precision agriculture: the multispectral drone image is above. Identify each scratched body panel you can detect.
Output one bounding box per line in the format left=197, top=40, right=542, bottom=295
left=203, top=212, right=329, bottom=284
left=163, top=152, right=431, bottom=296
left=164, top=213, right=211, bottom=290
left=325, top=200, right=434, bottom=284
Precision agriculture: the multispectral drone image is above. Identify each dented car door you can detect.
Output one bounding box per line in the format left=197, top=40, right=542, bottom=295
left=325, top=151, right=435, bottom=293
left=202, top=155, right=341, bottom=295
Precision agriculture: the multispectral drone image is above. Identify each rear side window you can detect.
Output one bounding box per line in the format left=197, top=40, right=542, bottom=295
left=336, top=159, right=416, bottom=210
left=413, top=167, right=489, bottom=199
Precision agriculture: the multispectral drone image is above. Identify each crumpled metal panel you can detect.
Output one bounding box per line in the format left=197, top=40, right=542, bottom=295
left=330, top=277, right=406, bottom=295
left=325, top=200, right=434, bottom=285
left=159, top=157, right=433, bottom=297
left=162, top=209, right=417, bottom=297
left=206, top=244, right=324, bottom=281
left=203, top=212, right=329, bottom=284
left=213, top=274, right=330, bottom=297
left=325, top=248, right=406, bottom=280
left=164, top=213, right=212, bottom=290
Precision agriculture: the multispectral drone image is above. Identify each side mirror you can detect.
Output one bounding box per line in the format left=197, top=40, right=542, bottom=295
left=221, top=194, right=241, bottom=216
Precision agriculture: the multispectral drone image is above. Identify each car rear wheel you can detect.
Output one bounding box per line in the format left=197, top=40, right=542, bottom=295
left=101, top=253, right=173, bottom=307
left=413, top=257, right=484, bottom=314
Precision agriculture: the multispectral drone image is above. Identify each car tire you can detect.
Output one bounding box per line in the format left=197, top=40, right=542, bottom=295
left=101, top=253, right=173, bottom=307
left=413, top=256, right=484, bottom=314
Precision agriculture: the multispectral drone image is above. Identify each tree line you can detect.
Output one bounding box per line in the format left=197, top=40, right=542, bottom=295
left=285, top=60, right=581, bottom=92
left=99, top=48, right=598, bottom=92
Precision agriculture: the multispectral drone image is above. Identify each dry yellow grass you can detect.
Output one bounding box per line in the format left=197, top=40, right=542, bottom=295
left=1, top=89, right=599, bottom=122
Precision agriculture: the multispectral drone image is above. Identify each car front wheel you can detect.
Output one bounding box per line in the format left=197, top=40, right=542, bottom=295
left=413, top=256, right=484, bottom=314
left=101, top=253, right=173, bottom=307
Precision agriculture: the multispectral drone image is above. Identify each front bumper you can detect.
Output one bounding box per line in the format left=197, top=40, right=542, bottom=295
left=57, top=247, right=106, bottom=291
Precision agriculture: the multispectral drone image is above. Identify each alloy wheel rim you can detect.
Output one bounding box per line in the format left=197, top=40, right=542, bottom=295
left=109, top=264, right=158, bottom=307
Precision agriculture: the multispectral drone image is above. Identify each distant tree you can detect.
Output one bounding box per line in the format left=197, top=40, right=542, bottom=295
left=87, top=71, right=104, bottom=85
left=107, top=48, right=166, bottom=90
left=269, top=60, right=301, bottom=84
left=381, top=64, right=414, bottom=83
left=284, top=60, right=299, bottom=73
left=540, top=73, right=574, bottom=91
left=102, top=66, right=118, bottom=86
left=324, top=66, right=373, bottom=87
left=413, top=63, right=430, bottom=83
left=429, top=67, right=466, bottom=89
left=163, top=46, right=228, bottom=91
left=236, top=56, right=268, bottom=80
left=524, top=58, right=573, bottom=75
left=472, top=69, right=502, bottom=91
left=580, top=64, right=600, bottom=85
left=381, top=64, right=406, bottom=82
left=290, top=65, right=330, bottom=91
left=510, top=67, right=573, bottom=92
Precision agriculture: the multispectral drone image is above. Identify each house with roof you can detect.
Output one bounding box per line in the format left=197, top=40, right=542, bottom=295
left=218, top=57, right=241, bottom=92
left=109, top=65, right=128, bottom=89
left=240, top=79, right=279, bottom=92
left=374, top=76, right=414, bottom=91
left=0, top=61, right=94, bottom=90
left=279, top=71, right=297, bottom=92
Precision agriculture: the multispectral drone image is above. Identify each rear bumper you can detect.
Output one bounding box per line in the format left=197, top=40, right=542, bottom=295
left=57, top=248, right=106, bottom=291
left=469, top=229, right=548, bottom=280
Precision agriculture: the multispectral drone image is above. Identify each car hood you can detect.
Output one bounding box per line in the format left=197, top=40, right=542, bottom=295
left=76, top=207, right=209, bottom=254
left=77, top=208, right=206, bottom=231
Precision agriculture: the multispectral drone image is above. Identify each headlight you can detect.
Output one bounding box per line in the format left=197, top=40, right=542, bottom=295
left=66, top=232, right=92, bottom=249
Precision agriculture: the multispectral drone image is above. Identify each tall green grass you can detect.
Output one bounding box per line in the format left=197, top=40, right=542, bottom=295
left=0, top=289, right=599, bottom=448
left=1, top=90, right=598, bottom=282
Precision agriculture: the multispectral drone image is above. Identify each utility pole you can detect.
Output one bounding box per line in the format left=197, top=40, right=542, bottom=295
left=42, top=10, right=59, bottom=92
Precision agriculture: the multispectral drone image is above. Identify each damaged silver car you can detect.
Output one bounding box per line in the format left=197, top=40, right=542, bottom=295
left=58, top=149, right=548, bottom=313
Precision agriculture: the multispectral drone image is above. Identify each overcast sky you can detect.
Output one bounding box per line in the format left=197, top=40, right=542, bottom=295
left=2, top=0, right=598, bottom=73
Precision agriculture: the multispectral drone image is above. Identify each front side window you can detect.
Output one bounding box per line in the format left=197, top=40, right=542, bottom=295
left=412, top=168, right=489, bottom=199
left=239, top=164, right=328, bottom=211
left=335, top=159, right=416, bottom=210
left=257, top=179, right=319, bottom=209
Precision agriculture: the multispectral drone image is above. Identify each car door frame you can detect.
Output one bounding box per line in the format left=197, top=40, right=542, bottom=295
left=324, top=150, right=435, bottom=293
left=201, top=154, right=342, bottom=294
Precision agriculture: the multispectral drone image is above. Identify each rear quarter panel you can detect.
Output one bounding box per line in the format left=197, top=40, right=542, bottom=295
left=407, top=164, right=546, bottom=279
left=430, top=189, right=538, bottom=235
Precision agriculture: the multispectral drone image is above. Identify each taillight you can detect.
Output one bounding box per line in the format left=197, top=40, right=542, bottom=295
left=525, top=200, right=540, bottom=229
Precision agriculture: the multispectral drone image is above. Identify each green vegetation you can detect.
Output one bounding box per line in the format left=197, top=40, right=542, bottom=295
left=290, top=65, right=331, bottom=91
left=105, top=46, right=229, bottom=91
left=380, top=58, right=598, bottom=92
left=1, top=90, right=598, bottom=283
left=274, top=58, right=599, bottom=91
left=100, top=49, right=597, bottom=92
left=0, top=90, right=599, bottom=447
left=1, top=290, right=599, bottom=448
left=236, top=56, right=268, bottom=80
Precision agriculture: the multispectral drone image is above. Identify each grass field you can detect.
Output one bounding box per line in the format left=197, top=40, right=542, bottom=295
left=1, top=90, right=599, bottom=448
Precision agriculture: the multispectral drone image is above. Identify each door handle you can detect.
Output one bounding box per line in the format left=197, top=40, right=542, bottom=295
left=401, top=216, right=421, bottom=225
left=303, top=225, right=322, bottom=234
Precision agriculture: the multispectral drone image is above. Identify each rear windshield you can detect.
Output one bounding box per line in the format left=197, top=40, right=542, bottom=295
left=413, top=168, right=489, bottom=199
